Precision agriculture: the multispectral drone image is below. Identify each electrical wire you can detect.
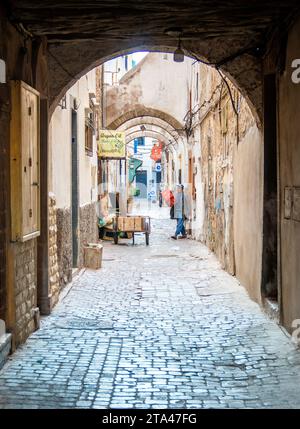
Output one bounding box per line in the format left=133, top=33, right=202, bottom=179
left=182, top=40, right=260, bottom=70
left=181, top=41, right=258, bottom=118
left=216, top=69, right=238, bottom=117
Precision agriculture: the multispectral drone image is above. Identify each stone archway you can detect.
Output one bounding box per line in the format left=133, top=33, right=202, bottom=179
left=111, top=112, right=184, bottom=144
left=15, top=1, right=296, bottom=123
left=2, top=0, right=300, bottom=350
left=108, top=106, right=184, bottom=134
left=47, top=44, right=263, bottom=124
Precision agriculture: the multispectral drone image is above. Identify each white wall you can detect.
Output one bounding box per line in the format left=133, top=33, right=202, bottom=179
left=49, top=104, right=71, bottom=208
left=50, top=69, right=98, bottom=209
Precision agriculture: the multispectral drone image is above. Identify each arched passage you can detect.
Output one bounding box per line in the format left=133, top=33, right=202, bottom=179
left=7, top=0, right=298, bottom=127
left=111, top=113, right=184, bottom=144
left=21, top=1, right=296, bottom=123
left=48, top=45, right=262, bottom=125
left=1, top=0, right=300, bottom=355
left=108, top=107, right=184, bottom=134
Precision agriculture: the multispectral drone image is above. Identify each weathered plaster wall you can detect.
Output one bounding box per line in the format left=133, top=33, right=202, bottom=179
left=56, top=208, right=72, bottom=288
left=278, top=15, right=300, bottom=331
left=197, top=64, right=263, bottom=301
left=105, top=53, right=193, bottom=128
left=197, top=65, right=236, bottom=274
left=78, top=202, right=98, bottom=268
left=234, top=125, right=263, bottom=303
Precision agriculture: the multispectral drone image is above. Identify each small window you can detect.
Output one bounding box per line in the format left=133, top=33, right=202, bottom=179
left=85, top=101, right=95, bottom=156
left=85, top=124, right=93, bottom=156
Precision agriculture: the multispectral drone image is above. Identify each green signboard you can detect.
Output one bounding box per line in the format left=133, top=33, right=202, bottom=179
left=128, top=158, right=143, bottom=183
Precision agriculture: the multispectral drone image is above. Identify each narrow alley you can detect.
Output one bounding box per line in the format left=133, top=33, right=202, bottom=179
left=0, top=204, right=300, bottom=409
left=1, top=1, right=300, bottom=413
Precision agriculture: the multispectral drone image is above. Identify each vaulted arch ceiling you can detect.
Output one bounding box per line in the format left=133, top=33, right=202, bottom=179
left=116, top=115, right=183, bottom=145
left=126, top=131, right=169, bottom=146
left=7, top=0, right=300, bottom=123
left=125, top=128, right=176, bottom=147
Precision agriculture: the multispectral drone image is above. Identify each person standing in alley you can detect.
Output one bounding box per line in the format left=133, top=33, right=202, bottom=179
left=171, top=184, right=190, bottom=239
left=159, top=189, right=163, bottom=207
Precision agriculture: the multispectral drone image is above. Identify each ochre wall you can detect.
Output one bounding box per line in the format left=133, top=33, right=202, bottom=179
left=198, top=64, right=263, bottom=302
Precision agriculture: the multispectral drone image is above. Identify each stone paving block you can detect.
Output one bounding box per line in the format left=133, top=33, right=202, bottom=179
left=0, top=217, right=300, bottom=408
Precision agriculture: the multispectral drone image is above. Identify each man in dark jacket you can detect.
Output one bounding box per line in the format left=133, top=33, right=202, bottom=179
left=171, top=184, right=190, bottom=239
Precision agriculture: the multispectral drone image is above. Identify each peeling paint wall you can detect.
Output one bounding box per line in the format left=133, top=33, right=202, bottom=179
left=197, top=65, right=236, bottom=274
left=105, top=53, right=193, bottom=128
left=196, top=64, right=263, bottom=301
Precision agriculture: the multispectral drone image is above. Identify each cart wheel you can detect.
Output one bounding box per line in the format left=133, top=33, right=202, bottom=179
left=145, top=232, right=149, bottom=246
left=113, top=232, right=118, bottom=244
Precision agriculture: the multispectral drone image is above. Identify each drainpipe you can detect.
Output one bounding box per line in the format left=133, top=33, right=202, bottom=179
left=101, top=65, right=105, bottom=129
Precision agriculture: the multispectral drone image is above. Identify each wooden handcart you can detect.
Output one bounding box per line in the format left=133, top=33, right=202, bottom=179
left=112, top=215, right=151, bottom=245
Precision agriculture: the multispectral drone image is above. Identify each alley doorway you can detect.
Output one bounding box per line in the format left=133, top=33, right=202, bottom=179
left=262, top=74, right=278, bottom=307
left=135, top=170, right=148, bottom=198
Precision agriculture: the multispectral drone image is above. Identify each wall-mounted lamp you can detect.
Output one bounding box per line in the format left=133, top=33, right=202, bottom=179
left=0, top=59, right=6, bottom=83
left=73, top=97, right=81, bottom=111
left=58, top=95, right=67, bottom=109
left=140, top=125, right=146, bottom=131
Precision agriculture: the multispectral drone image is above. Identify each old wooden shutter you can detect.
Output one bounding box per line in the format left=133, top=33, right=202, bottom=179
left=10, top=81, right=40, bottom=242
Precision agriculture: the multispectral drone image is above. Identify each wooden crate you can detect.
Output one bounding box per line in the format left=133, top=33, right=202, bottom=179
left=134, top=216, right=145, bottom=231
left=117, top=216, right=145, bottom=231
left=124, top=217, right=135, bottom=230
left=117, top=216, right=126, bottom=230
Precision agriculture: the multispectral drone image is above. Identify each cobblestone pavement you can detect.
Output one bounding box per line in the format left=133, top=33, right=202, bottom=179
left=1, top=205, right=300, bottom=409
